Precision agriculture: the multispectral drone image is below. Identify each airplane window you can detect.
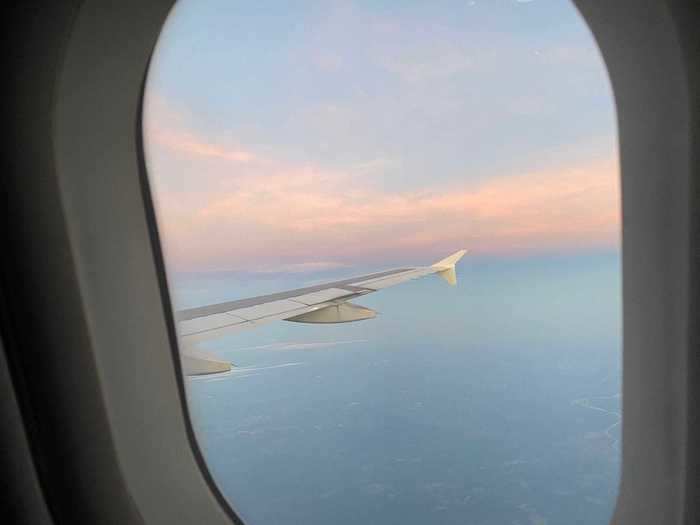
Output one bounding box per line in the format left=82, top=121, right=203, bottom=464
left=143, top=1, right=620, bottom=524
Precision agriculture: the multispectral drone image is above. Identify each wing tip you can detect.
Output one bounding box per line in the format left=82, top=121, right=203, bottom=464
left=432, top=249, right=467, bottom=286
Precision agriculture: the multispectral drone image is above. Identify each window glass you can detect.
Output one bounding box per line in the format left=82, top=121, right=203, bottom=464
left=143, top=1, right=621, bottom=524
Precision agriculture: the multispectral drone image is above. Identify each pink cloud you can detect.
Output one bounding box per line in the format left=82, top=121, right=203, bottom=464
left=153, top=130, right=256, bottom=163
left=143, top=97, right=619, bottom=272
left=146, top=97, right=256, bottom=164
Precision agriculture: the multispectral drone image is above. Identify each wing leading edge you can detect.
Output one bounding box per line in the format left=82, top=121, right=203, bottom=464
left=177, top=250, right=466, bottom=375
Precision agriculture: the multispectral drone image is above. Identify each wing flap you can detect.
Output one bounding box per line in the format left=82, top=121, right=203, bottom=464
left=231, top=299, right=309, bottom=321
left=289, top=287, right=358, bottom=306
left=178, top=312, right=246, bottom=337
left=180, top=303, right=326, bottom=342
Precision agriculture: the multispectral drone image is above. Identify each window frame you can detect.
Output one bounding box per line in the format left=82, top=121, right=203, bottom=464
left=2, top=1, right=698, bottom=524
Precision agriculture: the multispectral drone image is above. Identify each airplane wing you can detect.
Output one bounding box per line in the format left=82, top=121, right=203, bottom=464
left=176, top=250, right=467, bottom=375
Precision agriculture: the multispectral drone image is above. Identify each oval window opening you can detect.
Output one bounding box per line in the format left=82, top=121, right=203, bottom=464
left=143, top=1, right=621, bottom=524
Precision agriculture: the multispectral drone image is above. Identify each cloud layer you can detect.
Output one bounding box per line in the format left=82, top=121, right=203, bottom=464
left=144, top=97, right=619, bottom=272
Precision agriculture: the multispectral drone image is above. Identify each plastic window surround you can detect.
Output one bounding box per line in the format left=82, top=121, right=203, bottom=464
left=16, top=0, right=697, bottom=524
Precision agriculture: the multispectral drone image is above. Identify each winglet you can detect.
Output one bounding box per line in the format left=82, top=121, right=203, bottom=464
left=431, top=249, right=467, bottom=286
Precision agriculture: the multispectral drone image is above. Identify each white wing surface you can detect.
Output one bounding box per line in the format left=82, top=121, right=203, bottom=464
left=176, top=250, right=466, bottom=375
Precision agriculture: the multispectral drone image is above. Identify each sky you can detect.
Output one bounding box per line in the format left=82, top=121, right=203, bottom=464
left=143, top=0, right=619, bottom=273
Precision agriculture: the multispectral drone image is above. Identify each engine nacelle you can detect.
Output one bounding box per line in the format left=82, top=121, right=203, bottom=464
left=286, top=302, right=377, bottom=324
